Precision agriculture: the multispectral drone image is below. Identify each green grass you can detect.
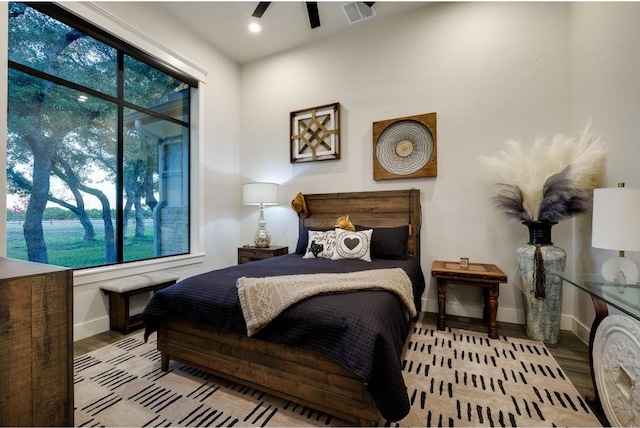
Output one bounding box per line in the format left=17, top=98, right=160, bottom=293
left=6, top=220, right=155, bottom=268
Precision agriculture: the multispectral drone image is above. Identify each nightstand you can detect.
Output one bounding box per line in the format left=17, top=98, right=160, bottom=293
left=431, top=260, right=507, bottom=339
left=238, top=245, right=288, bottom=264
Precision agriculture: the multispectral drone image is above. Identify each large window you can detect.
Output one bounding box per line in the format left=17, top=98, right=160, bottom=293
left=6, top=2, right=196, bottom=268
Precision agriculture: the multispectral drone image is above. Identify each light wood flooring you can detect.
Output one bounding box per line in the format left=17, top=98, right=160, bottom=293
left=74, top=312, right=606, bottom=425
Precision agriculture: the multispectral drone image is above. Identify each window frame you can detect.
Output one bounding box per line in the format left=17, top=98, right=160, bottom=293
left=4, top=2, right=207, bottom=284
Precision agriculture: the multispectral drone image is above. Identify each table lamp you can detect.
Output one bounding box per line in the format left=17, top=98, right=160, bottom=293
left=592, top=183, right=640, bottom=284
left=243, top=182, right=279, bottom=248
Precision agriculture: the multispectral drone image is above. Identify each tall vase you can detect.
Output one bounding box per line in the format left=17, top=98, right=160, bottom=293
left=516, top=221, right=566, bottom=344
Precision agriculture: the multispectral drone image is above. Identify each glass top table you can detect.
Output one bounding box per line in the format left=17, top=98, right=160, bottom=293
left=554, top=272, right=640, bottom=426
left=555, top=272, right=640, bottom=322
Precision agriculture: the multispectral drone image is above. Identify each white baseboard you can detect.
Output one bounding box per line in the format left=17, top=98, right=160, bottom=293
left=567, top=316, right=591, bottom=344
left=422, top=296, right=523, bottom=324
left=421, top=297, right=590, bottom=345
left=74, top=316, right=110, bottom=341
left=76, top=298, right=591, bottom=345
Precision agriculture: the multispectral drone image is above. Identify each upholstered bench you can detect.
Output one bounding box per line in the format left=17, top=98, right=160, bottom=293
left=99, top=272, right=179, bottom=334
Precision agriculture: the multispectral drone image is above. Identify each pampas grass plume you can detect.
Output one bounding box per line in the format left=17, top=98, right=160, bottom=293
left=480, top=123, right=606, bottom=222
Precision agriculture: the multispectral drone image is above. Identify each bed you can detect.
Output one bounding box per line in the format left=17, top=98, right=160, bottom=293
left=142, top=189, right=424, bottom=425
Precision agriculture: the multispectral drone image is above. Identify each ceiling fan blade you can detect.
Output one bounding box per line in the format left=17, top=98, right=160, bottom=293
left=306, top=2, right=320, bottom=29
left=252, top=2, right=271, bottom=18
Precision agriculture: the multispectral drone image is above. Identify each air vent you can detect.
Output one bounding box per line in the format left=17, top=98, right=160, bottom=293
left=342, top=2, right=376, bottom=24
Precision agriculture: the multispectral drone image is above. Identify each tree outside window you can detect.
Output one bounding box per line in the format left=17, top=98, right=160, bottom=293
left=6, top=2, right=193, bottom=268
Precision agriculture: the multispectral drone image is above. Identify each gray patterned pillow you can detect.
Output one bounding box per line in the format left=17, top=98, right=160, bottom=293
left=303, top=230, right=337, bottom=259
left=331, top=228, right=372, bottom=262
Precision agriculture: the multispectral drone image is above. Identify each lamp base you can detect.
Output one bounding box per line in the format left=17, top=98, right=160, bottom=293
left=254, top=229, right=271, bottom=248
left=253, top=204, right=271, bottom=248
left=601, top=256, right=639, bottom=285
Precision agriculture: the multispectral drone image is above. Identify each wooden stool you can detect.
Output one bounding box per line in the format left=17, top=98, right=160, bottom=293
left=99, top=272, right=179, bottom=334
left=431, top=260, right=507, bottom=339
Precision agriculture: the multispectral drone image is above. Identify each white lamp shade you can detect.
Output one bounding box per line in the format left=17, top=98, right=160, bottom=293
left=243, top=182, right=279, bottom=206
left=592, top=187, right=640, bottom=252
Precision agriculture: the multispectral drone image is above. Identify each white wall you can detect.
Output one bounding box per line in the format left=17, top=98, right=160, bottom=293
left=569, top=2, right=640, bottom=341
left=240, top=2, right=573, bottom=327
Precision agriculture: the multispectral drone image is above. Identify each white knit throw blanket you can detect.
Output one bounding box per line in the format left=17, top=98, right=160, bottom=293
left=237, top=268, right=417, bottom=336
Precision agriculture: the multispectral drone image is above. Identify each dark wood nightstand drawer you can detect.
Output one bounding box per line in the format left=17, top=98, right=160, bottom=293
left=238, top=246, right=288, bottom=264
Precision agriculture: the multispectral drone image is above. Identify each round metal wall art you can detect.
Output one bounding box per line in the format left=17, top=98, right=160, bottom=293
left=375, top=120, right=433, bottom=176
left=593, top=314, right=640, bottom=426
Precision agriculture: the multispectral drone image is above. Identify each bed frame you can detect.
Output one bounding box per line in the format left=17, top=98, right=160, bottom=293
left=157, top=189, right=421, bottom=425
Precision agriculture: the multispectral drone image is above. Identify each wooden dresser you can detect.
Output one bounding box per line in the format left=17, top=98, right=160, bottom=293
left=0, top=257, right=73, bottom=426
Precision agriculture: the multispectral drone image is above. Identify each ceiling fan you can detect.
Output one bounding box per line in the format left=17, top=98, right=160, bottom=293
left=252, top=2, right=376, bottom=29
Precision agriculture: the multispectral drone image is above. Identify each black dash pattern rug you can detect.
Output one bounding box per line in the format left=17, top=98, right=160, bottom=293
left=74, top=324, right=601, bottom=427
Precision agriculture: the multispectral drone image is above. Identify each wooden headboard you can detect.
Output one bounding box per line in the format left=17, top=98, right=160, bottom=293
left=299, top=189, right=422, bottom=261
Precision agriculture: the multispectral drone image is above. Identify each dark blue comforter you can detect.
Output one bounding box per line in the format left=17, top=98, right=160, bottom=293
left=142, top=254, right=425, bottom=421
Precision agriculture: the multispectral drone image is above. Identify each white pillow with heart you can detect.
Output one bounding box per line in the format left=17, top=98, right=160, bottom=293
left=331, top=228, right=372, bottom=262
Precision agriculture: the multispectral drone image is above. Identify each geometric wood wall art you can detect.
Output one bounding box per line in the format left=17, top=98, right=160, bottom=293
left=372, top=112, right=437, bottom=180
left=290, top=102, right=341, bottom=163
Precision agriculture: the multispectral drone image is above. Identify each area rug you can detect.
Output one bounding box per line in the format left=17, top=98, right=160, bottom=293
left=74, top=323, right=601, bottom=427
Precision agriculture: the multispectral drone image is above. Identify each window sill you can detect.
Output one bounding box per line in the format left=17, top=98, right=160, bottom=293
left=73, top=252, right=205, bottom=286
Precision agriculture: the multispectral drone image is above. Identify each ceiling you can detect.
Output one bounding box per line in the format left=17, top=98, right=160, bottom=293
left=156, top=2, right=428, bottom=64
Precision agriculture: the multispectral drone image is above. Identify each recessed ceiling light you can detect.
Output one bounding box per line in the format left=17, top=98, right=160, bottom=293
left=248, top=22, right=261, bottom=33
